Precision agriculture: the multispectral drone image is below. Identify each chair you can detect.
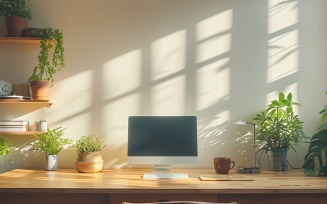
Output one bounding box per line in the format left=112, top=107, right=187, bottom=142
left=123, top=201, right=238, bottom=204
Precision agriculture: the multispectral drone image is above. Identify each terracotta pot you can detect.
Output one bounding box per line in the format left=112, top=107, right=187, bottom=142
left=75, top=151, right=104, bottom=173
left=5, top=16, right=27, bottom=37
left=29, top=81, right=50, bottom=100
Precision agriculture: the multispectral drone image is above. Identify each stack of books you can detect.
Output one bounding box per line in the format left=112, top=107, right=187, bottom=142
left=0, top=120, right=29, bottom=132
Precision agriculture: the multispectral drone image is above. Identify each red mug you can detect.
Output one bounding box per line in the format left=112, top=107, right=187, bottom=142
left=214, top=157, right=235, bottom=174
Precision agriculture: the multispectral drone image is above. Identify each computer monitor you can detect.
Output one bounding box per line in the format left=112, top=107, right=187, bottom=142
left=128, top=116, right=198, bottom=172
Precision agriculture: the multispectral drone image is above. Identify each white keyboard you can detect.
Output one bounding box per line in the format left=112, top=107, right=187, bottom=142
left=143, top=173, right=189, bottom=180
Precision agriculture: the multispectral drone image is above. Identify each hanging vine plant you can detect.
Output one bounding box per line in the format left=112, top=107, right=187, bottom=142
left=28, top=27, right=65, bottom=87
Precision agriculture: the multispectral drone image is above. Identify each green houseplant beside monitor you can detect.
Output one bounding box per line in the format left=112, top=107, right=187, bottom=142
left=253, top=92, right=306, bottom=171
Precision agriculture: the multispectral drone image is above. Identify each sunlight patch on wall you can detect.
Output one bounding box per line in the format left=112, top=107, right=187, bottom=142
left=198, top=110, right=230, bottom=147
left=101, top=93, right=141, bottom=147
left=268, top=0, right=298, bottom=34
left=151, top=76, right=185, bottom=115
left=268, top=30, right=299, bottom=83
left=48, top=70, right=95, bottom=138
left=196, top=10, right=233, bottom=63
left=151, top=30, right=186, bottom=81
left=196, top=58, right=230, bottom=111
left=267, top=0, right=299, bottom=83
left=102, top=50, right=142, bottom=100
left=51, top=70, right=93, bottom=116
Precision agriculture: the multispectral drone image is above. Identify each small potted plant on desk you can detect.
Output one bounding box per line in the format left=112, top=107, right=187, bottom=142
left=253, top=92, right=306, bottom=171
left=34, top=127, right=72, bottom=171
left=75, top=135, right=106, bottom=173
left=0, top=0, right=31, bottom=36
left=0, top=137, right=10, bottom=156
left=28, top=27, right=65, bottom=100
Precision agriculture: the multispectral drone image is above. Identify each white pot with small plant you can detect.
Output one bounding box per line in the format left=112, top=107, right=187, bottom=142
left=38, top=119, right=47, bottom=132
left=34, top=127, right=72, bottom=171
left=75, top=135, right=106, bottom=173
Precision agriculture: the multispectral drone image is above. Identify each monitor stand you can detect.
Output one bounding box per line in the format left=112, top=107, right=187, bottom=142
left=153, top=164, right=172, bottom=172
left=142, top=165, right=189, bottom=179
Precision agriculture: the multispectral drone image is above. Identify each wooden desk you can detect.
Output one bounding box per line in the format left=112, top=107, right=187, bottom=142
left=0, top=168, right=326, bottom=204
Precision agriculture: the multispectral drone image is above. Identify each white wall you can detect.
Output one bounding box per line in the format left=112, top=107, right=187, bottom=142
left=1, top=0, right=327, bottom=173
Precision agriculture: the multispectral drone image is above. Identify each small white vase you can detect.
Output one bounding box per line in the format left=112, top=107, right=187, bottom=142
left=45, top=155, right=58, bottom=171
left=39, top=121, right=47, bottom=132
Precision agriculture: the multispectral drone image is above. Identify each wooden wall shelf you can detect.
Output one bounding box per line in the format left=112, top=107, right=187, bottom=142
left=0, top=131, right=43, bottom=136
left=0, top=100, right=53, bottom=120
left=0, top=37, right=42, bottom=45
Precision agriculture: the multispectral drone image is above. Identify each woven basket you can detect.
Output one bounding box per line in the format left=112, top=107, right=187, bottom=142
left=75, top=161, right=103, bottom=173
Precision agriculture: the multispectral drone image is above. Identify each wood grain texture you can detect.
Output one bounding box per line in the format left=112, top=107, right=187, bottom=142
left=0, top=168, right=326, bottom=204
left=0, top=168, right=326, bottom=193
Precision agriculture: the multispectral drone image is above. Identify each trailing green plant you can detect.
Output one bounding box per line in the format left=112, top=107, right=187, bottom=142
left=0, top=0, right=31, bottom=20
left=303, top=129, right=327, bottom=176
left=76, top=135, right=106, bottom=153
left=253, top=92, right=306, bottom=153
left=28, top=27, right=65, bottom=87
left=34, top=127, right=72, bottom=155
left=0, top=137, right=10, bottom=156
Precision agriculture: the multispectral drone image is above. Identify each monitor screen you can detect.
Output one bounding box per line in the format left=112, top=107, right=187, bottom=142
left=128, top=116, right=198, bottom=167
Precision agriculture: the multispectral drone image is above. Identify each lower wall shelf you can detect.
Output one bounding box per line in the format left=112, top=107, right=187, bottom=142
left=0, top=131, right=44, bottom=136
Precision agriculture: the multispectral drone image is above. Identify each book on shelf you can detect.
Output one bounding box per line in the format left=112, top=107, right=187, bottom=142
left=0, top=125, right=28, bottom=132
left=0, top=120, right=29, bottom=126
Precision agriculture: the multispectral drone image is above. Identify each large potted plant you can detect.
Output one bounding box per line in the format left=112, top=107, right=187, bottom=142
left=0, top=137, right=10, bottom=156
left=0, top=0, right=31, bottom=36
left=253, top=92, right=306, bottom=171
left=303, top=91, right=327, bottom=176
left=75, top=135, right=106, bottom=173
left=28, top=27, right=65, bottom=100
left=34, top=127, right=72, bottom=171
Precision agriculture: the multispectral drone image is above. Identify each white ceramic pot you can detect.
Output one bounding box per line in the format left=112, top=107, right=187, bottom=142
left=39, top=121, right=47, bottom=132
left=45, top=155, right=58, bottom=171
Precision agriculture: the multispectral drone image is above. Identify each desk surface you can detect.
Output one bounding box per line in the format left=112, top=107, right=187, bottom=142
left=0, top=168, right=326, bottom=194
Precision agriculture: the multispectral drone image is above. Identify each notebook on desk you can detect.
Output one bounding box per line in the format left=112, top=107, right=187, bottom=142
left=200, top=175, right=254, bottom=181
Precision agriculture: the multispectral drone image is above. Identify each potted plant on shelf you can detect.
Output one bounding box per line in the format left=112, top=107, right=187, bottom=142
left=0, top=137, right=10, bottom=156
left=0, top=0, right=31, bottom=36
left=38, top=118, right=47, bottom=132
left=28, top=27, right=65, bottom=100
left=75, top=135, right=106, bottom=173
left=253, top=92, right=306, bottom=171
left=34, top=127, right=72, bottom=171
left=303, top=91, right=327, bottom=176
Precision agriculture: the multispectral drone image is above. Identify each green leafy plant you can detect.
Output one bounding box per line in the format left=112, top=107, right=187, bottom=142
left=253, top=92, right=306, bottom=153
left=34, top=127, right=72, bottom=155
left=303, top=129, right=327, bottom=176
left=0, top=137, right=10, bottom=156
left=76, top=135, right=106, bottom=153
left=319, top=91, right=327, bottom=129
left=303, top=91, right=327, bottom=176
left=0, top=0, right=31, bottom=20
left=28, top=27, right=65, bottom=87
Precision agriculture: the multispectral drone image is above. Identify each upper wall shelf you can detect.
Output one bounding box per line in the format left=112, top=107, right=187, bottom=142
left=0, top=37, right=54, bottom=45
left=0, top=100, right=53, bottom=120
